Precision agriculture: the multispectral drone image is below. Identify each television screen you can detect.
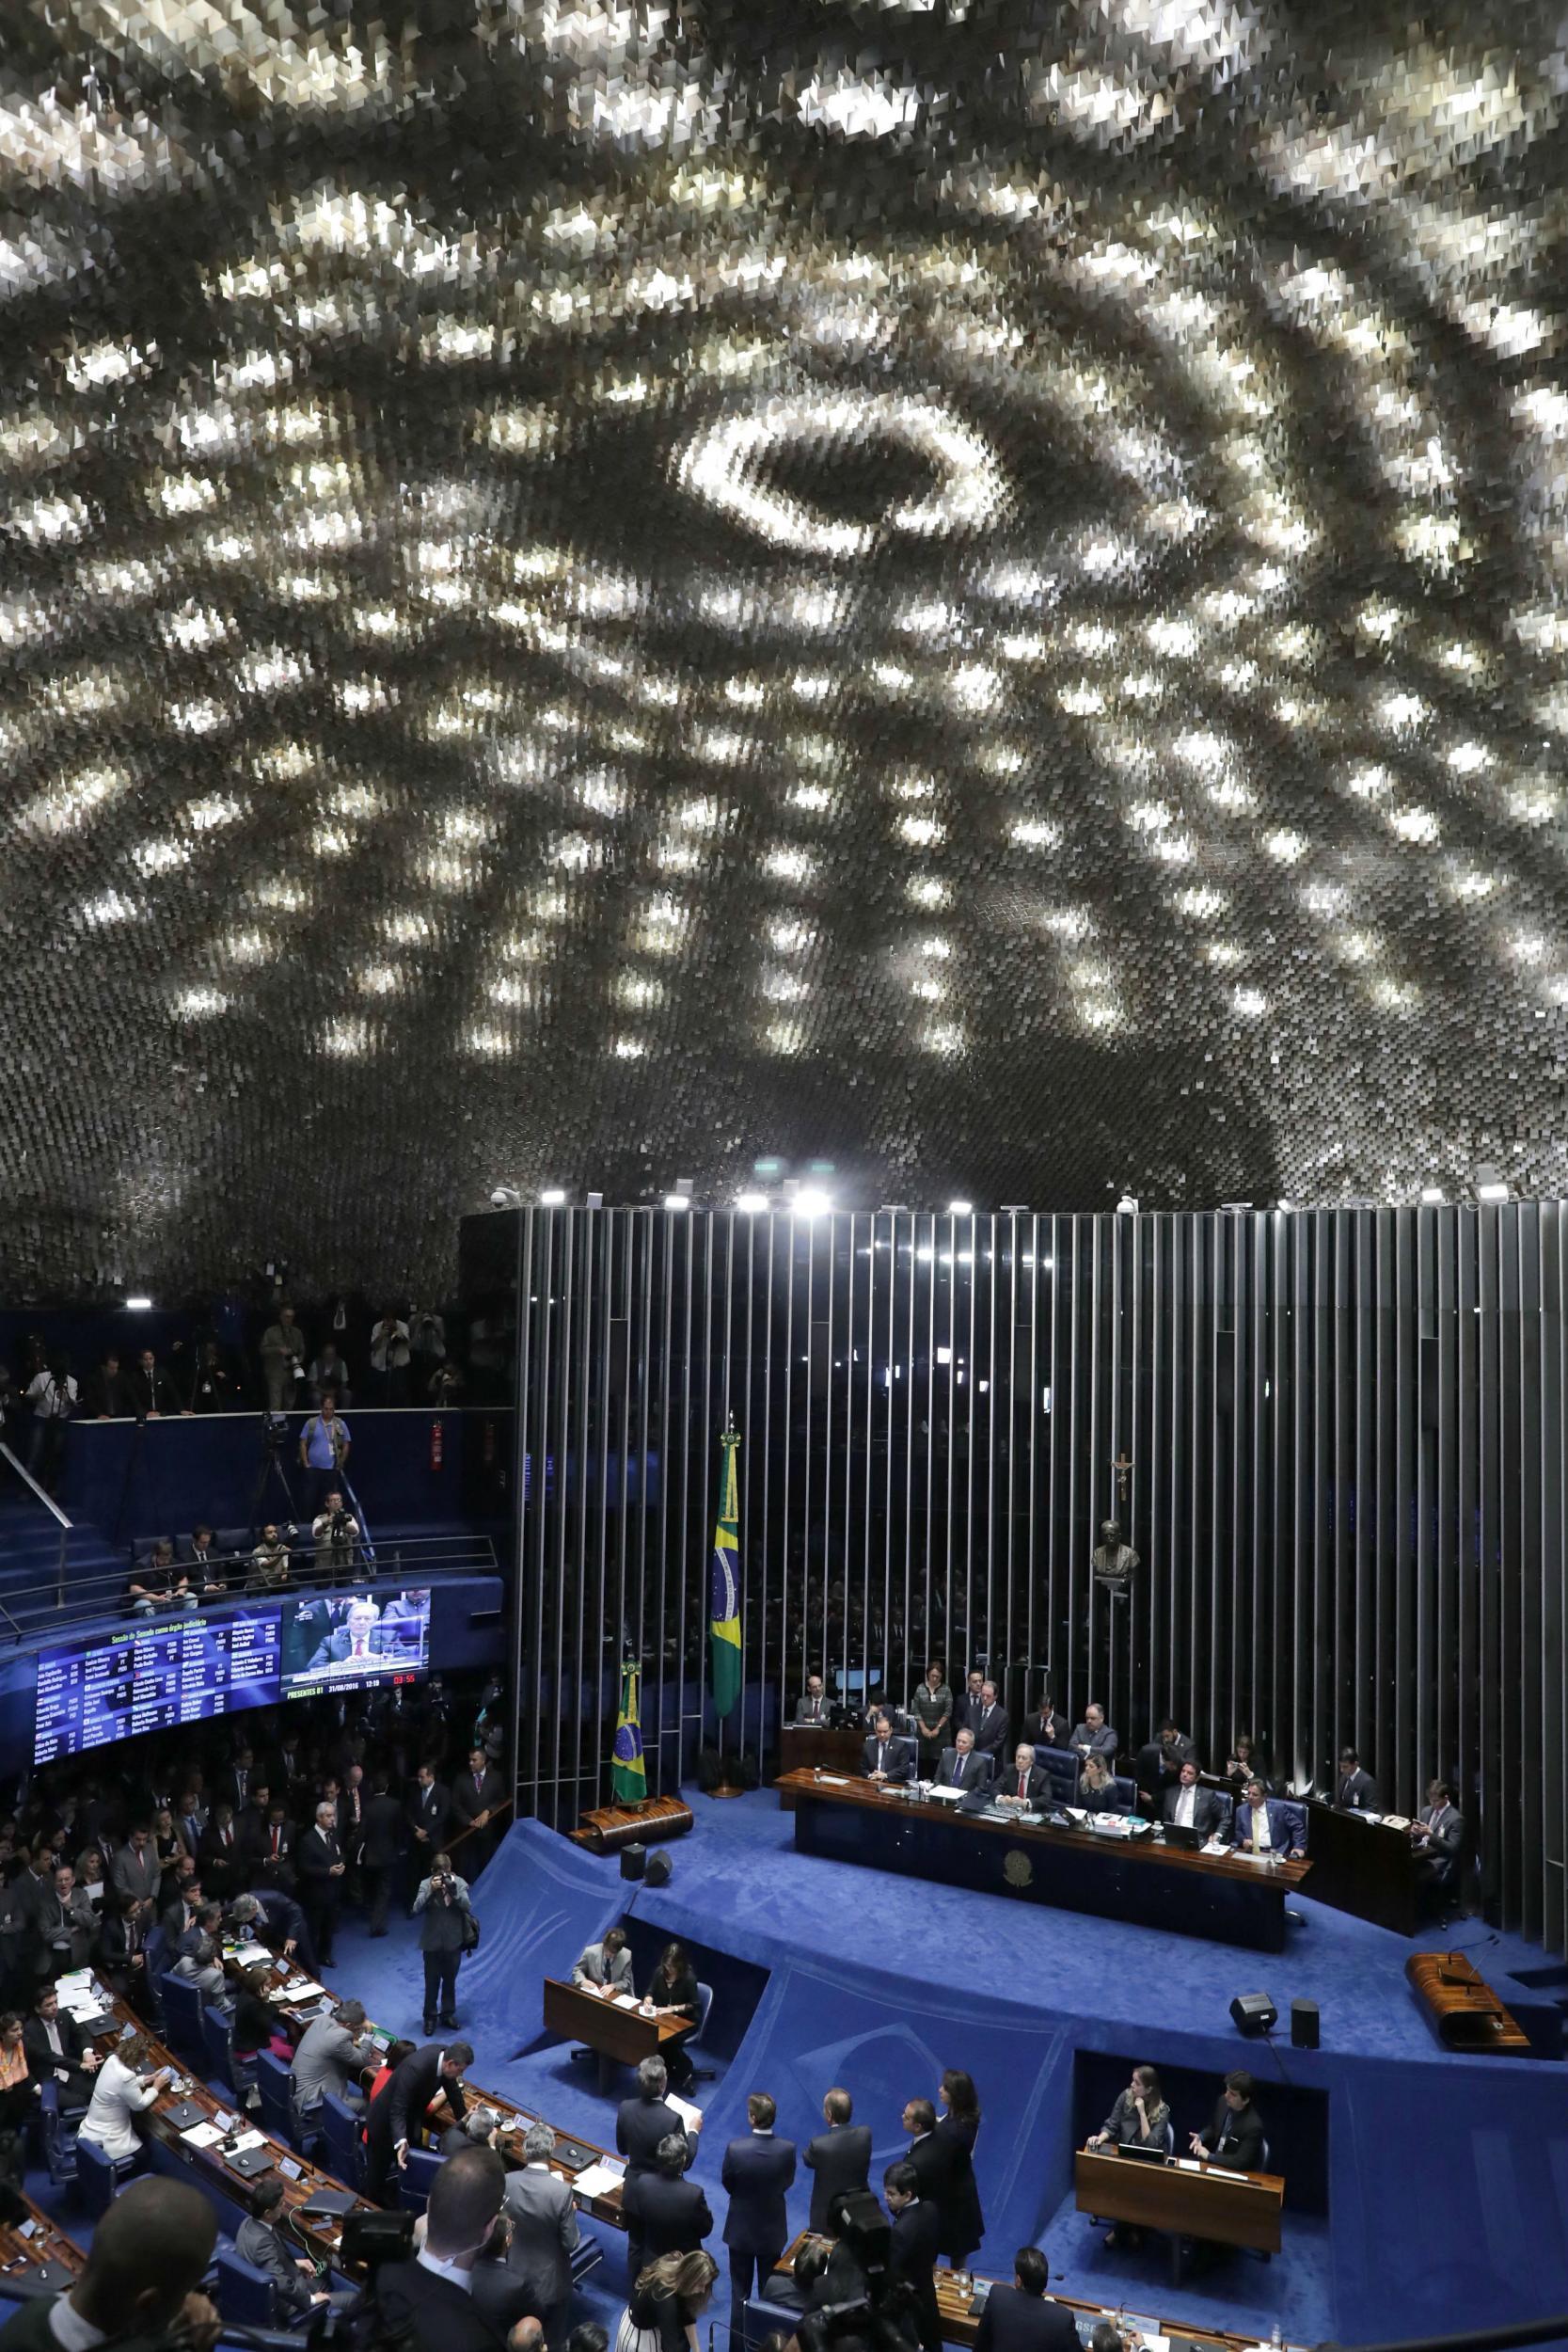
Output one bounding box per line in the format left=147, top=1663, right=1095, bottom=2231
left=34, top=1609, right=282, bottom=1766
left=278, top=1589, right=431, bottom=1698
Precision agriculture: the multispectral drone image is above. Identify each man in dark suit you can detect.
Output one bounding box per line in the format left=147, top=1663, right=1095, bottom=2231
left=795, top=1676, right=829, bottom=1724
left=932, top=1728, right=990, bottom=1795
left=407, top=1763, right=452, bottom=1867
left=297, top=1803, right=346, bottom=1965
left=365, top=2039, right=472, bottom=2203
left=1069, top=1705, right=1117, bottom=1763
left=1190, top=2070, right=1265, bottom=2172
left=360, top=1770, right=404, bottom=1935
left=968, top=1682, right=1009, bottom=1761
left=217, top=1746, right=259, bottom=1817
left=451, top=1747, right=508, bottom=1869
left=884, top=2160, right=942, bottom=2352
left=1134, top=1721, right=1195, bottom=1810
left=1411, top=1778, right=1465, bottom=1905
left=233, top=1783, right=273, bottom=1868
left=237, top=2177, right=329, bottom=2324
left=1162, top=1762, right=1227, bottom=1839
left=373, top=2142, right=513, bottom=2352
left=1336, top=1749, right=1379, bottom=1810
left=721, top=2092, right=798, bottom=2337
left=198, top=1804, right=242, bottom=1901
left=954, top=1671, right=986, bottom=1737
left=995, top=1743, right=1050, bottom=1810
left=621, top=2132, right=712, bottom=2286
left=900, top=2099, right=954, bottom=2214
left=862, top=1711, right=915, bottom=1785
left=254, top=1803, right=298, bottom=1894
left=974, top=2247, right=1078, bottom=2352
left=802, top=2087, right=872, bottom=2233
left=616, top=2056, right=696, bottom=2176
left=488, top=2120, right=581, bottom=2349
left=24, top=1986, right=101, bottom=2113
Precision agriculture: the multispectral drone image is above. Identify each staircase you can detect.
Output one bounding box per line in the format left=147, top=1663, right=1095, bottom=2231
left=0, top=1454, right=123, bottom=1624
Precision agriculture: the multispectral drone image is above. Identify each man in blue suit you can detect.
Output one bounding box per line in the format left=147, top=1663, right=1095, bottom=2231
left=1232, top=1778, right=1305, bottom=1859
left=974, top=2247, right=1079, bottom=2352
left=721, top=2092, right=798, bottom=2343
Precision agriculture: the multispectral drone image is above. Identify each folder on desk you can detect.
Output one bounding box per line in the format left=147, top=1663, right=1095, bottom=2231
left=299, top=2187, right=356, bottom=2219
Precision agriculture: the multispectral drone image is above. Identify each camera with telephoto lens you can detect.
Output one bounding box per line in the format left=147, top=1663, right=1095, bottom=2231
left=793, top=2191, right=919, bottom=2352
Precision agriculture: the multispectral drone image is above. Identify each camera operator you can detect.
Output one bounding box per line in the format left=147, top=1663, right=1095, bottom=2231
left=299, top=1391, right=353, bottom=1515
left=413, top=1849, right=473, bottom=2035
left=311, top=1486, right=362, bottom=1586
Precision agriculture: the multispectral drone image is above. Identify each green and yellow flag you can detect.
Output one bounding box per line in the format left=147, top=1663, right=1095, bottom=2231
left=708, top=1428, right=742, bottom=1718
left=611, top=1661, right=646, bottom=1804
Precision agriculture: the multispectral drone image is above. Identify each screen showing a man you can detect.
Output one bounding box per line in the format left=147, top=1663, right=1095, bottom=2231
left=280, top=1589, right=430, bottom=1697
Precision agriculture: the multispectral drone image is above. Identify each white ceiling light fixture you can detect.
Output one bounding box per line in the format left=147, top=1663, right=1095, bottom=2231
left=1474, top=1167, right=1509, bottom=1202
left=124, top=1295, right=154, bottom=1311
left=539, top=1186, right=567, bottom=1206
left=947, top=1197, right=974, bottom=1216
left=736, top=1191, right=769, bottom=1214
left=793, top=1187, right=832, bottom=1217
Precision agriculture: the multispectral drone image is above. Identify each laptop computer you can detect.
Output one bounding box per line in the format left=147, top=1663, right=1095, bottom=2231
left=165, top=2099, right=208, bottom=2131
left=1162, top=1822, right=1206, bottom=1851
left=299, top=2187, right=357, bottom=2219
left=1117, top=2140, right=1169, bottom=2163
left=226, top=2145, right=275, bottom=2178
left=551, top=2140, right=599, bottom=2174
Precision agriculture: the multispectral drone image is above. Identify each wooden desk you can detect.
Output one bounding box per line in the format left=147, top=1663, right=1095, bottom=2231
left=1074, top=2148, right=1283, bottom=2283
left=229, top=1950, right=631, bottom=2231
left=82, top=1989, right=372, bottom=2269
left=776, top=1726, right=866, bottom=1805
left=779, top=1771, right=1310, bottom=1951
left=1298, top=1802, right=1419, bottom=1935
left=543, top=1977, right=692, bottom=2086
left=1405, top=1951, right=1531, bottom=2054
left=570, top=1795, right=693, bottom=1854
left=772, top=2234, right=1306, bottom=2352
left=0, top=2191, right=85, bottom=2298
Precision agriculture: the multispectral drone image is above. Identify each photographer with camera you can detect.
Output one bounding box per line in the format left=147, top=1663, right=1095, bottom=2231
left=246, top=1521, right=293, bottom=1591
left=299, top=1391, right=353, bottom=1515
left=413, top=1848, right=472, bottom=2034
left=311, top=1486, right=362, bottom=1585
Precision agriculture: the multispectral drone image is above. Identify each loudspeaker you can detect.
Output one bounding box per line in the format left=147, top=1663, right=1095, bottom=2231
left=1291, top=1998, right=1320, bottom=2049
left=1229, top=1992, right=1278, bottom=2036
left=620, top=1844, right=646, bottom=1882
left=644, top=1850, right=673, bottom=1887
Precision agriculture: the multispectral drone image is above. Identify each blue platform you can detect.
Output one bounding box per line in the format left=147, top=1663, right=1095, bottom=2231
left=323, top=1793, right=1566, bottom=2349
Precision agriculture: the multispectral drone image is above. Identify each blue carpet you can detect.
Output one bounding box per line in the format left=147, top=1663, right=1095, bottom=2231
left=224, top=1797, right=1568, bottom=2346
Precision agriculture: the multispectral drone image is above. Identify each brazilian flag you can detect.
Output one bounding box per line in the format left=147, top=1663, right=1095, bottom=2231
left=611, top=1661, right=646, bottom=1804
left=708, top=1428, right=742, bottom=1719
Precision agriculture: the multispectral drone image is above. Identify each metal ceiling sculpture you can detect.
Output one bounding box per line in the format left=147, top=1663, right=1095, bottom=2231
left=2, top=0, right=1565, bottom=1293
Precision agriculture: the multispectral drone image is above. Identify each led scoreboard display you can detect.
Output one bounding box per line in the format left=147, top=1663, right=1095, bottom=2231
left=33, top=1610, right=282, bottom=1766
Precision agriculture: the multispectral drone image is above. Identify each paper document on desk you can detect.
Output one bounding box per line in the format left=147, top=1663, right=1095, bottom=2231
left=230, top=2129, right=268, bottom=2153
left=667, top=2094, right=702, bottom=2131
left=1202, top=1837, right=1230, bottom=1855
left=229, top=1943, right=273, bottom=1969
left=818, top=1774, right=850, bottom=1787
left=926, top=1784, right=965, bottom=1803
left=181, top=2122, right=225, bottom=2149
left=270, top=1979, right=325, bottom=2002
left=571, top=2163, right=625, bottom=2201
left=611, top=1994, right=641, bottom=2010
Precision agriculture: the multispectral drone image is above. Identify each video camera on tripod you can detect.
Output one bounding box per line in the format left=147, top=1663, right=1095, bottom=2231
left=794, top=2191, right=921, bottom=2352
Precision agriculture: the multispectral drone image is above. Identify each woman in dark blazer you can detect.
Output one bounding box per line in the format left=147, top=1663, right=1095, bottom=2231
left=1078, top=1756, right=1125, bottom=1813
left=933, top=2068, right=984, bottom=2264
left=621, top=2249, right=719, bottom=2352
left=646, top=1941, right=701, bottom=2089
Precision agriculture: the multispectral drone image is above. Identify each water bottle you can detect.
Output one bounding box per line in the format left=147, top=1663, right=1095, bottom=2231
left=1270, top=2326, right=1282, bottom=2348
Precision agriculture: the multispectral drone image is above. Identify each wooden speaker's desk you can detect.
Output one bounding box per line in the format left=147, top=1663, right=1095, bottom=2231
left=778, top=1770, right=1309, bottom=1950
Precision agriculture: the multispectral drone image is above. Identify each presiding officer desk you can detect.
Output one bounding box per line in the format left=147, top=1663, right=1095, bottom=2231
left=778, top=1770, right=1310, bottom=1950
left=771, top=2233, right=1305, bottom=2350
left=232, top=1945, right=630, bottom=2232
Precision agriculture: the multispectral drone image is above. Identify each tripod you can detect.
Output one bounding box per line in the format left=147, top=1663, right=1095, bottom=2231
left=246, top=1418, right=299, bottom=1537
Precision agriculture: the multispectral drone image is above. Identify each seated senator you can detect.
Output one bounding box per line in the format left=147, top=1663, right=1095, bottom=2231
left=994, top=1743, right=1048, bottom=1810
left=974, top=2244, right=1080, bottom=2352
left=1086, top=2062, right=1169, bottom=2153
left=573, top=1926, right=635, bottom=1994
left=1410, top=1779, right=1465, bottom=1903
left=1190, top=2068, right=1265, bottom=2171
left=307, top=1598, right=391, bottom=1672
left=862, top=1710, right=915, bottom=1785
left=1077, top=1755, right=1125, bottom=1813
left=1232, top=1776, right=1304, bottom=1859
left=1161, top=1761, right=1227, bottom=1839
left=930, top=1727, right=990, bottom=1795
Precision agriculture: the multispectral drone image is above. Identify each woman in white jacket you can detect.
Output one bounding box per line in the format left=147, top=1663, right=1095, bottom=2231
left=79, top=2031, right=170, bottom=2160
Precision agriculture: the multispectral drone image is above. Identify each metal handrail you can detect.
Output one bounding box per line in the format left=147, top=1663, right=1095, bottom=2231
left=0, top=1530, right=499, bottom=1642
left=0, top=1439, right=74, bottom=1609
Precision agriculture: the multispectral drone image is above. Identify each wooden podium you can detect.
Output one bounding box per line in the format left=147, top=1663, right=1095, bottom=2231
left=570, top=1792, right=694, bottom=1853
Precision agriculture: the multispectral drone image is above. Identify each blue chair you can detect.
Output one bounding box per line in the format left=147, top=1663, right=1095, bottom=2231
left=1110, top=1777, right=1138, bottom=1813
left=318, top=2094, right=365, bottom=2192
left=214, top=2246, right=277, bottom=2328
left=202, top=2003, right=238, bottom=2096
left=1212, top=1790, right=1235, bottom=1838
left=76, top=2136, right=133, bottom=2217
left=684, top=1981, right=717, bottom=2080
left=1277, top=1800, right=1306, bottom=1851
left=34, top=2080, right=78, bottom=2187
left=570, top=2225, right=605, bottom=2287
left=1037, top=1748, right=1080, bottom=1807
left=158, top=1972, right=206, bottom=2061
left=255, top=2050, right=301, bottom=2148
left=397, top=2148, right=444, bottom=2217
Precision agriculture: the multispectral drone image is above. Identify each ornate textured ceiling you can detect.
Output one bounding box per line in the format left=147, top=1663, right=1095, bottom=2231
left=3, top=0, right=1567, bottom=1295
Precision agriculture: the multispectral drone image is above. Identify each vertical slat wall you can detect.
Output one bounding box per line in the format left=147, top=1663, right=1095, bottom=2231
left=496, top=1201, right=1568, bottom=1950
